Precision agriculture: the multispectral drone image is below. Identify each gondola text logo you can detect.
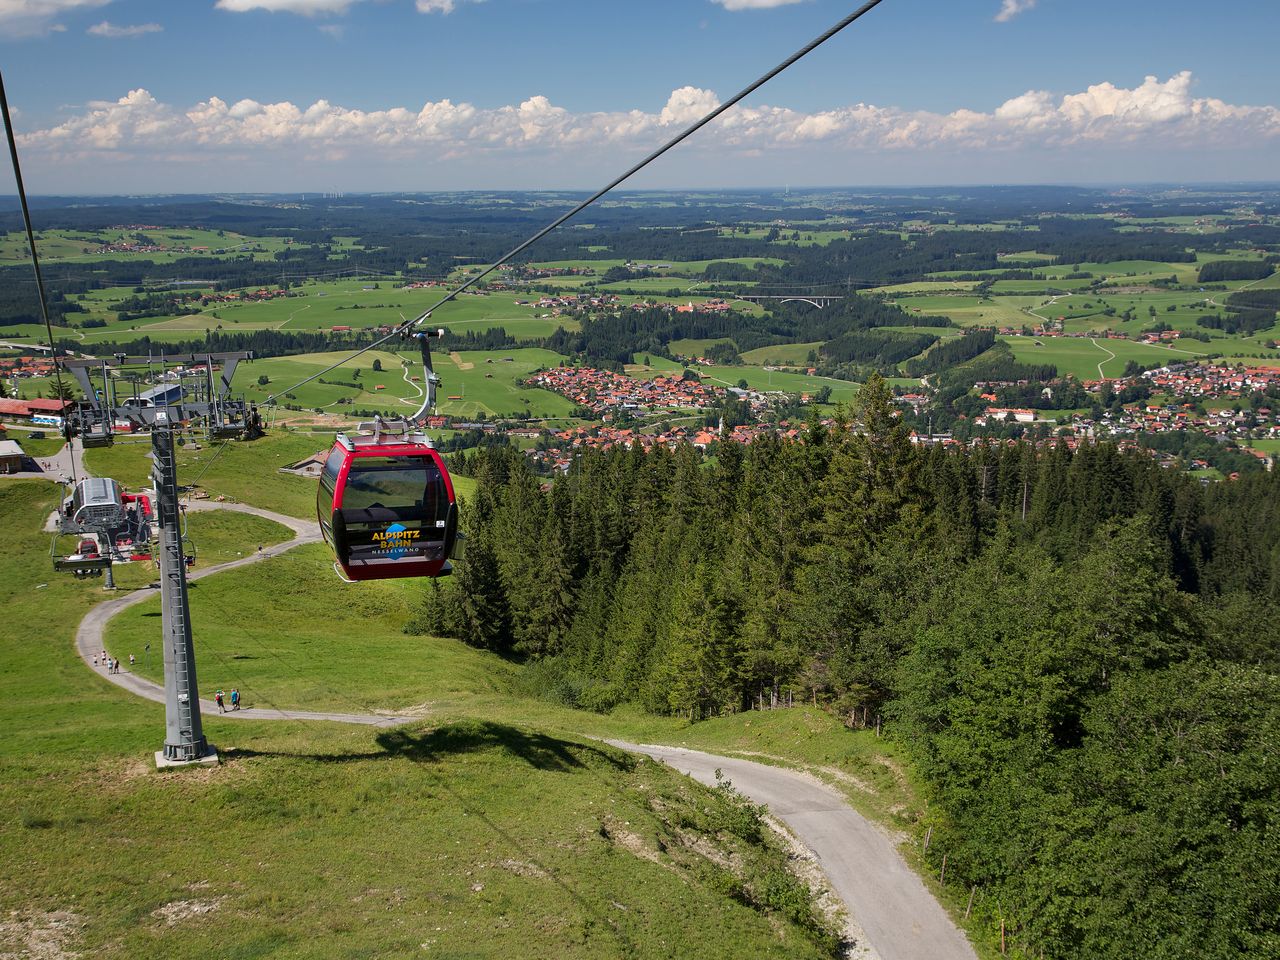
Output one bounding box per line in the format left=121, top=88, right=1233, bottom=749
left=373, top=523, right=420, bottom=559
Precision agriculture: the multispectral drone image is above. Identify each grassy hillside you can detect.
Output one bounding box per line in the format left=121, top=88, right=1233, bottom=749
left=0, top=478, right=845, bottom=960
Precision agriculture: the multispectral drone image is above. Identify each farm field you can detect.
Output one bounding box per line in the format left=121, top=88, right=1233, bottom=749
left=739, top=341, right=824, bottom=365
left=19, top=282, right=581, bottom=349
left=0, top=227, right=300, bottom=264
left=428, top=347, right=579, bottom=419
left=870, top=280, right=982, bottom=294
left=527, top=256, right=786, bottom=275
left=1003, top=335, right=1212, bottom=380
left=234, top=349, right=426, bottom=414
left=624, top=355, right=859, bottom=404
left=890, top=294, right=1042, bottom=327
left=667, top=337, right=733, bottom=357
left=716, top=227, right=854, bottom=247
left=695, top=364, right=859, bottom=402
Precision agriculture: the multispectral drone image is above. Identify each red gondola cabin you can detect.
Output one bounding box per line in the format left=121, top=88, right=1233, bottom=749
left=318, top=432, right=457, bottom=581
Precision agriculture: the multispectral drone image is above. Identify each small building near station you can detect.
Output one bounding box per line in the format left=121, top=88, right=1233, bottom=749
left=0, top=439, right=25, bottom=473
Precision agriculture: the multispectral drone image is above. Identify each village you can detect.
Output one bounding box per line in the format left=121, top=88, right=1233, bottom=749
left=1, top=349, right=1276, bottom=477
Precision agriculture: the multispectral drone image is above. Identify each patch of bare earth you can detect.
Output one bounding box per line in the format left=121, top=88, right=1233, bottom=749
left=0, top=910, right=83, bottom=960
left=389, top=701, right=436, bottom=719
left=598, top=816, right=666, bottom=868
left=151, top=898, right=226, bottom=927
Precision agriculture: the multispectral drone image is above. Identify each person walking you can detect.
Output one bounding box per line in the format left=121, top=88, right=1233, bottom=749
left=214, top=689, right=225, bottom=713
left=230, top=688, right=240, bottom=711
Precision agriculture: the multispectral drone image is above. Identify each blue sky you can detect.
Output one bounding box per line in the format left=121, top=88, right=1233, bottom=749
left=2, top=0, right=1278, bottom=193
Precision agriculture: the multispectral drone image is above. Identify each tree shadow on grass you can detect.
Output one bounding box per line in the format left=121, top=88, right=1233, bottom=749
left=226, top=719, right=632, bottom=775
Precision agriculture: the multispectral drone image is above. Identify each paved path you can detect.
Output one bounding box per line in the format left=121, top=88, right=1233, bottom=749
left=76, top=500, right=401, bottom=728
left=610, top=742, right=978, bottom=960
left=72, top=497, right=976, bottom=959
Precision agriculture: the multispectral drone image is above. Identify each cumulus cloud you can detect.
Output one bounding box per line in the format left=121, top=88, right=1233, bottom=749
left=87, top=20, right=162, bottom=38
left=16, top=73, right=1280, bottom=175
left=711, top=0, right=808, bottom=10
left=416, top=0, right=486, bottom=13
left=0, top=0, right=109, bottom=37
left=214, top=0, right=360, bottom=15
left=995, top=0, right=1036, bottom=22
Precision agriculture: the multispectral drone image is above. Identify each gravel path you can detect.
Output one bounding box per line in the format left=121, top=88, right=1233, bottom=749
left=609, top=741, right=977, bottom=960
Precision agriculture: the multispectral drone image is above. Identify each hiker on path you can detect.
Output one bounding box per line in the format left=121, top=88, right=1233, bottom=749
left=215, top=689, right=225, bottom=713
left=230, top=688, right=240, bottom=711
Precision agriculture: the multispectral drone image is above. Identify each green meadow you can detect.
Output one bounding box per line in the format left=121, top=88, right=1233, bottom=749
left=0, top=479, right=857, bottom=960
left=889, top=294, right=1042, bottom=328
left=1003, top=335, right=1212, bottom=380
left=0, top=228, right=299, bottom=265
left=224, top=347, right=576, bottom=420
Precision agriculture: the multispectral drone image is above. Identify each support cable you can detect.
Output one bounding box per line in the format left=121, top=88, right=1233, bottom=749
left=264, top=0, right=888, bottom=406
left=0, top=67, right=78, bottom=484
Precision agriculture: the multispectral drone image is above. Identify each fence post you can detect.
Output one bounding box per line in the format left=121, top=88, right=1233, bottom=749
left=964, top=885, right=977, bottom=920
left=1000, top=919, right=1006, bottom=955
left=939, top=852, right=947, bottom=886
left=923, top=826, right=932, bottom=852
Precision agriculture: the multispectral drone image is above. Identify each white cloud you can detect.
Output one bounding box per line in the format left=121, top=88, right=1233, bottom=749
left=660, top=87, right=721, bottom=126
left=317, top=23, right=344, bottom=38
left=87, top=21, right=162, bottom=38
left=416, top=0, right=486, bottom=13
left=16, top=73, right=1280, bottom=180
left=995, top=0, right=1036, bottom=23
left=0, top=0, right=109, bottom=37
left=214, top=0, right=360, bottom=15
left=711, top=0, right=808, bottom=10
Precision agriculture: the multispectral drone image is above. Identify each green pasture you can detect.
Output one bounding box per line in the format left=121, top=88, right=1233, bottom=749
left=428, top=348, right=579, bottom=419
left=1002, top=335, right=1211, bottom=380
left=988, top=278, right=1096, bottom=293
left=236, top=349, right=425, bottom=414
left=739, top=342, right=823, bottom=366
left=871, top=281, right=982, bottom=294
left=184, top=509, right=295, bottom=565
left=0, top=480, right=849, bottom=960
left=890, top=294, right=1041, bottom=328
left=0, top=228, right=298, bottom=265
left=627, top=355, right=685, bottom=375
left=15, top=431, right=67, bottom=459
left=997, top=251, right=1056, bottom=263
left=528, top=257, right=786, bottom=276
left=668, top=338, right=734, bottom=357
left=717, top=227, right=853, bottom=247
left=84, top=431, right=327, bottom=518
left=58, top=281, right=577, bottom=346
left=1246, top=439, right=1280, bottom=453
left=696, top=365, right=859, bottom=403
left=228, top=346, right=576, bottom=419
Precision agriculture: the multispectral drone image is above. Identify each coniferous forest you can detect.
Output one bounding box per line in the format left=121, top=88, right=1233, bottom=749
left=413, top=376, right=1280, bottom=960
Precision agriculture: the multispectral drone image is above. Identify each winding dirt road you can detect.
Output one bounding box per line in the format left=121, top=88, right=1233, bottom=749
left=73, top=495, right=976, bottom=960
